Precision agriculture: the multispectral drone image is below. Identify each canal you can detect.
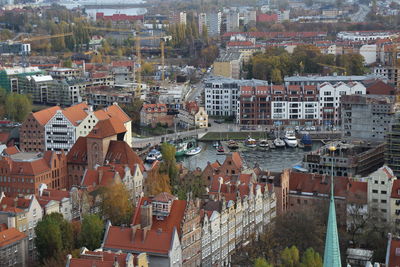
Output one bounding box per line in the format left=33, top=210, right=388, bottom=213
left=177, top=141, right=323, bottom=172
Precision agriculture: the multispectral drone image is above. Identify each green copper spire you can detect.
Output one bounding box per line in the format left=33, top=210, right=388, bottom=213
left=323, top=146, right=342, bottom=267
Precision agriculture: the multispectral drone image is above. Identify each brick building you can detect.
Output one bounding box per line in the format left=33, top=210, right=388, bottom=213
left=140, top=103, right=174, bottom=127
left=0, top=150, right=67, bottom=196
left=20, top=106, right=61, bottom=152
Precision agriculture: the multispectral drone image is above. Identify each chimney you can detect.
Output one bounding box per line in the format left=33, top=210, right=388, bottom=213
left=130, top=224, right=140, bottom=242
left=140, top=201, right=153, bottom=228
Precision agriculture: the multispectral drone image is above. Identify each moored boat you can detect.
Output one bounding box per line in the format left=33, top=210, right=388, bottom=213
left=185, top=146, right=202, bottom=156
left=244, top=137, right=257, bottom=148
left=216, top=146, right=225, bottom=155
left=274, top=138, right=285, bottom=148
left=259, top=139, right=269, bottom=148
left=284, top=130, right=298, bottom=147
left=145, top=149, right=162, bottom=163
left=227, top=140, right=239, bottom=150
left=300, top=132, right=313, bottom=149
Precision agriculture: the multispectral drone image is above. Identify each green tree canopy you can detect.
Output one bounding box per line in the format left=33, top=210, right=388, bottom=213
left=100, top=183, right=133, bottom=225
left=79, top=214, right=104, bottom=250
left=254, top=257, right=273, bottom=267
left=281, top=246, right=300, bottom=267
left=300, top=248, right=323, bottom=267
left=35, top=213, right=73, bottom=263
left=5, top=93, right=32, bottom=122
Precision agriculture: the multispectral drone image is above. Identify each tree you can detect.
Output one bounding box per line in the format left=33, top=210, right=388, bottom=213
left=160, top=142, right=179, bottom=186
left=35, top=213, right=73, bottom=263
left=122, top=98, right=143, bottom=129
left=281, top=246, right=300, bottom=267
left=79, top=214, right=104, bottom=250
left=63, top=58, right=72, bottom=68
left=91, top=52, right=103, bottom=64
left=5, top=93, right=32, bottom=122
left=300, top=248, right=322, bottom=267
left=100, top=183, right=133, bottom=225
left=146, top=166, right=171, bottom=195
left=254, top=258, right=273, bottom=267
left=271, top=68, right=283, bottom=84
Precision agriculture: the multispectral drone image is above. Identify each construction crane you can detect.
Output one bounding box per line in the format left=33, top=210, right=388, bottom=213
left=317, top=63, right=347, bottom=75
left=83, top=26, right=167, bottom=98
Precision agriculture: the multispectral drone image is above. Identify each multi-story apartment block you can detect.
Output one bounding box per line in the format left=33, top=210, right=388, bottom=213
left=207, top=12, right=222, bottom=37
left=0, top=66, right=43, bottom=93
left=86, top=72, right=115, bottom=91
left=213, top=52, right=243, bottom=79
left=319, top=81, right=366, bottom=126
left=226, top=11, right=239, bottom=32
left=367, top=166, right=396, bottom=223
left=0, top=149, right=67, bottom=195
left=0, top=227, right=28, bottom=267
left=341, top=95, right=395, bottom=141
left=390, top=179, right=400, bottom=232
left=86, top=90, right=133, bottom=108
left=140, top=103, right=173, bottom=127
left=204, top=77, right=269, bottom=117
left=386, top=113, right=400, bottom=178
left=284, top=74, right=386, bottom=87
left=198, top=13, right=207, bottom=34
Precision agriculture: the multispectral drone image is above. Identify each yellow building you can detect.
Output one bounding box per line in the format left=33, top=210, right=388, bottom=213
left=213, top=52, right=243, bottom=79
left=195, top=107, right=208, bottom=128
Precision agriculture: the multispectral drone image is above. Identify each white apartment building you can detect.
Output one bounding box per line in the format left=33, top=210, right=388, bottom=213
left=271, top=101, right=319, bottom=123
left=319, top=81, right=366, bottom=126
left=198, top=13, right=207, bottom=34
left=207, top=12, right=222, bottom=37
left=226, top=11, right=239, bottom=32
left=367, top=165, right=397, bottom=223
left=337, top=31, right=399, bottom=41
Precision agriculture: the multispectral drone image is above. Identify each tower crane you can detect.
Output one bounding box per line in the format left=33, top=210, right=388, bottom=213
left=83, top=26, right=168, bottom=98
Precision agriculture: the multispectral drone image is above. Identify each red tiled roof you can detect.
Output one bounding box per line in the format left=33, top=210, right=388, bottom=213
left=231, top=152, right=243, bottom=169
left=37, top=189, right=70, bottom=202
left=87, top=117, right=126, bottom=139
left=3, top=146, right=19, bottom=155
left=112, top=60, right=134, bottom=68
left=91, top=72, right=109, bottom=79
left=392, top=180, right=400, bottom=199
left=70, top=250, right=138, bottom=267
left=256, top=13, right=278, bottom=22
left=104, top=226, right=173, bottom=255
left=347, top=180, right=368, bottom=204
left=142, top=104, right=167, bottom=113
left=0, top=196, right=32, bottom=211
left=1, top=156, right=51, bottom=177
left=101, top=104, right=131, bottom=124
left=153, top=192, right=176, bottom=203
left=81, top=166, right=118, bottom=191
left=105, top=141, right=144, bottom=172
left=388, top=238, right=400, bottom=267
left=0, top=228, right=26, bottom=248
left=366, top=80, right=396, bottom=95
left=32, top=106, right=61, bottom=126
left=0, top=132, right=9, bottom=144
left=227, top=41, right=254, bottom=47
left=66, top=137, right=87, bottom=165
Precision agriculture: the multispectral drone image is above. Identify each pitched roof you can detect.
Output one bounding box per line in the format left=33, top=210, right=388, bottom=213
left=347, top=181, right=368, bottom=204
left=69, top=250, right=139, bottom=267
left=0, top=228, right=26, bottom=248
left=0, top=154, right=52, bottom=176
left=105, top=141, right=144, bottom=171
left=388, top=238, right=400, bottom=267
left=142, top=104, right=168, bottom=113
left=66, top=137, right=87, bottom=165
left=32, top=106, right=61, bottom=126
left=392, top=180, right=400, bottom=199
left=100, top=104, right=131, bottom=123
left=63, top=102, right=90, bottom=126
left=366, top=80, right=396, bottom=95
left=231, top=152, right=243, bottom=169
left=0, top=132, right=10, bottom=144
left=152, top=192, right=176, bottom=203
left=38, top=189, right=70, bottom=202
left=87, top=117, right=126, bottom=139
left=104, top=226, right=174, bottom=255
left=0, top=196, right=32, bottom=211
left=3, top=146, right=19, bottom=155
left=81, top=166, right=119, bottom=191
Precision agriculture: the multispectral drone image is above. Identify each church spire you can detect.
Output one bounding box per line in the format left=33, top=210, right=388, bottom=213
left=323, top=146, right=342, bottom=267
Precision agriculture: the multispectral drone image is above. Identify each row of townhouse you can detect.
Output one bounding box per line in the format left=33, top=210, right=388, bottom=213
left=20, top=102, right=132, bottom=152
left=201, top=182, right=276, bottom=267
left=205, top=76, right=373, bottom=126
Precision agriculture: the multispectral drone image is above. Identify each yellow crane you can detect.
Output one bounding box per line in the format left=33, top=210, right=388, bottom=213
left=84, top=26, right=167, bottom=97
left=317, top=63, right=347, bottom=75
left=18, top=32, right=74, bottom=42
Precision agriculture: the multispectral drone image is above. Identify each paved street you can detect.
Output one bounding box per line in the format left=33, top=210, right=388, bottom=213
left=351, top=4, right=370, bottom=22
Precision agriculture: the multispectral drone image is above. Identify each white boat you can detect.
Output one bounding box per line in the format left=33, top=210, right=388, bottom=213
left=185, top=146, right=202, bottom=156
left=274, top=138, right=285, bottom=148
left=284, top=130, right=298, bottom=147
left=259, top=139, right=269, bottom=148
left=145, top=149, right=162, bottom=163
left=244, top=137, right=257, bottom=148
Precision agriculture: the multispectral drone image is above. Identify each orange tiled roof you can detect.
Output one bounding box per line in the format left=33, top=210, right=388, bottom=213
left=101, top=104, right=131, bottom=123
left=63, top=102, right=90, bottom=126
left=152, top=192, right=176, bottom=203
left=0, top=132, right=9, bottom=144
left=388, top=238, right=400, bottom=267
left=347, top=180, right=367, bottom=204
left=0, top=228, right=26, bottom=248
left=142, top=104, right=167, bottom=113
left=81, top=166, right=118, bottom=191
left=87, top=117, right=126, bottom=139
left=37, top=189, right=70, bottom=202
left=104, top=226, right=173, bottom=255
left=231, top=152, right=243, bottom=169
left=392, top=180, right=400, bottom=199
left=70, top=250, right=137, bottom=267
left=32, top=106, right=61, bottom=126
left=3, top=146, right=19, bottom=155
left=66, top=137, right=87, bottom=165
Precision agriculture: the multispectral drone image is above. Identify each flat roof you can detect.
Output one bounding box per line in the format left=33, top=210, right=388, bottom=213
left=10, top=152, right=42, bottom=162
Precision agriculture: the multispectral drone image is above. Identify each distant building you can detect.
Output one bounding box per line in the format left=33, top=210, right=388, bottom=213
left=0, top=66, right=43, bottom=93
left=213, top=52, right=242, bottom=79
left=386, top=113, right=400, bottom=178
left=140, top=103, right=173, bottom=127
left=195, top=107, right=208, bottom=128
left=226, top=11, right=239, bottom=32
left=303, top=140, right=385, bottom=177
left=341, top=94, right=395, bottom=141
left=284, top=74, right=387, bottom=87
left=337, top=31, right=399, bottom=41
left=207, top=12, right=222, bottom=36
left=0, top=42, right=30, bottom=55
left=0, top=228, right=28, bottom=267
left=243, top=10, right=256, bottom=25
left=198, top=13, right=207, bottom=34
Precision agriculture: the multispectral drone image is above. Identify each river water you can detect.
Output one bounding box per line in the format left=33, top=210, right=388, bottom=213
left=177, top=142, right=323, bottom=172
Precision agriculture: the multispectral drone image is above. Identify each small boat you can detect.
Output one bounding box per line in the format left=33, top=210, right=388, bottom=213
left=227, top=140, right=239, bottom=150
left=259, top=139, right=269, bottom=148
left=300, top=132, right=313, bottom=149
left=292, top=164, right=309, bottom=173
left=274, top=138, right=285, bottom=148
left=244, top=137, right=257, bottom=148
left=213, top=141, right=220, bottom=148
left=284, top=130, right=298, bottom=147
left=145, top=149, right=162, bottom=163
left=216, top=146, right=225, bottom=155
left=185, top=146, right=202, bottom=156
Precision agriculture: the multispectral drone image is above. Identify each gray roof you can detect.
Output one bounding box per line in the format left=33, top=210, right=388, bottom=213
left=204, top=76, right=269, bottom=86
left=284, top=74, right=386, bottom=82
left=215, top=52, right=242, bottom=62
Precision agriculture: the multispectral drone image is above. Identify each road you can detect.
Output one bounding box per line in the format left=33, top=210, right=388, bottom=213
left=351, top=4, right=370, bottom=23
